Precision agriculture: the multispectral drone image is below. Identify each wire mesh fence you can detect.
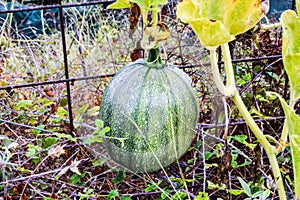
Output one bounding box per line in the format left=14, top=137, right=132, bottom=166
left=0, top=0, right=297, bottom=199
left=0, top=0, right=295, bottom=135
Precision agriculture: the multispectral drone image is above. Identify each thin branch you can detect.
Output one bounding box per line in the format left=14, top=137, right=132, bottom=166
left=0, top=167, right=64, bottom=185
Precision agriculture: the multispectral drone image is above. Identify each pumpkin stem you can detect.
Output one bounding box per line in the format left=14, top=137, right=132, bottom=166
left=146, top=48, right=164, bottom=68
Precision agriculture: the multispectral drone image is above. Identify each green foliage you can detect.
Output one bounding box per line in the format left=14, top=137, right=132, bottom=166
left=120, top=197, right=132, bottom=200
left=145, top=180, right=162, bottom=192
left=55, top=133, right=77, bottom=142
left=56, top=107, right=69, bottom=118
left=207, top=180, right=226, bottom=190
left=237, top=177, right=251, bottom=196
left=271, top=92, right=300, bottom=198
left=0, top=135, right=18, bottom=152
left=17, top=167, right=32, bottom=174
left=237, top=177, right=270, bottom=200
left=170, top=191, right=187, bottom=200
left=281, top=10, right=300, bottom=100
left=92, top=158, right=106, bottom=167
left=44, top=137, right=59, bottom=148
left=270, top=5, right=300, bottom=198
left=79, top=188, right=95, bottom=199
left=59, top=98, right=68, bottom=107
left=130, top=0, right=168, bottom=10
left=15, top=100, right=33, bottom=110
left=107, top=0, right=130, bottom=9
left=236, top=72, right=251, bottom=86
left=204, top=144, right=223, bottom=160
left=108, top=0, right=168, bottom=10
left=26, top=144, right=43, bottom=163
left=228, top=135, right=256, bottom=149
left=227, top=189, right=244, bottom=196
left=230, top=149, right=251, bottom=169
left=82, top=119, right=110, bottom=145
left=68, top=172, right=87, bottom=185
left=159, top=189, right=172, bottom=199
left=32, top=125, right=46, bottom=136
left=0, top=136, right=18, bottom=180
left=177, top=0, right=299, bottom=199
left=195, top=192, right=210, bottom=200
left=112, top=170, right=126, bottom=185
left=74, top=105, right=99, bottom=128
left=107, top=189, right=119, bottom=200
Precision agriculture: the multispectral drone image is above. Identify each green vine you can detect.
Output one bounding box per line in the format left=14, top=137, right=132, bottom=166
left=176, top=0, right=300, bottom=199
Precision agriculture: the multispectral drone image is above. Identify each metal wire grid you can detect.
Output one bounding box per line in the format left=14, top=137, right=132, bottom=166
left=0, top=0, right=295, bottom=134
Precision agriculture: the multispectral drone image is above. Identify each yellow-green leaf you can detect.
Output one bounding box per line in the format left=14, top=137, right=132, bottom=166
left=107, top=0, right=130, bottom=9
left=280, top=10, right=300, bottom=100
left=272, top=92, right=300, bottom=198
left=207, top=180, right=226, bottom=190
left=189, top=19, right=235, bottom=48
left=176, top=0, right=200, bottom=22
left=177, top=0, right=227, bottom=22
left=177, top=0, right=268, bottom=48
left=281, top=10, right=300, bottom=55
left=227, top=189, right=244, bottom=196
left=282, top=54, right=300, bottom=100
left=130, top=0, right=167, bottom=9
left=225, top=0, right=267, bottom=35
left=297, top=0, right=300, bottom=16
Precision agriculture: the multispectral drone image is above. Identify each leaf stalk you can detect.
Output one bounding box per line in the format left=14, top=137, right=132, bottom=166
left=213, top=44, right=288, bottom=200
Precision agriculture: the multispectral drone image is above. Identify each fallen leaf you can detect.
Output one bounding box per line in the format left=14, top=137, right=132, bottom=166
left=70, top=159, right=82, bottom=175
left=48, top=144, right=66, bottom=158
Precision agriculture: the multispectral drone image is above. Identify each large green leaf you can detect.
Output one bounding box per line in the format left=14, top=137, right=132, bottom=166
left=297, top=0, right=300, bottom=16
left=107, top=0, right=167, bottom=9
left=107, top=0, right=130, bottom=9
left=273, top=93, right=300, bottom=198
left=130, top=0, right=167, bottom=9
left=283, top=54, right=300, bottom=100
left=281, top=11, right=300, bottom=55
left=177, top=0, right=267, bottom=48
left=280, top=10, right=300, bottom=100
left=177, top=0, right=227, bottom=22
left=175, top=0, right=200, bottom=21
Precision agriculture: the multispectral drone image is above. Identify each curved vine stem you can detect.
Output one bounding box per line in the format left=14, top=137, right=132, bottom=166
left=221, top=44, right=235, bottom=88
left=279, top=121, right=289, bottom=153
left=218, top=43, right=287, bottom=200
left=233, top=93, right=286, bottom=200
left=278, top=88, right=297, bottom=152
left=260, top=22, right=282, bottom=30
left=209, top=48, right=235, bottom=97
left=141, top=8, right=148, bottom=27
left=151, top=9, right=158, bottom=25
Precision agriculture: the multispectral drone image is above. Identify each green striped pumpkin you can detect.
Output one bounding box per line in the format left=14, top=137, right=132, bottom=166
left=100, top=48, right=199, bottom=172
